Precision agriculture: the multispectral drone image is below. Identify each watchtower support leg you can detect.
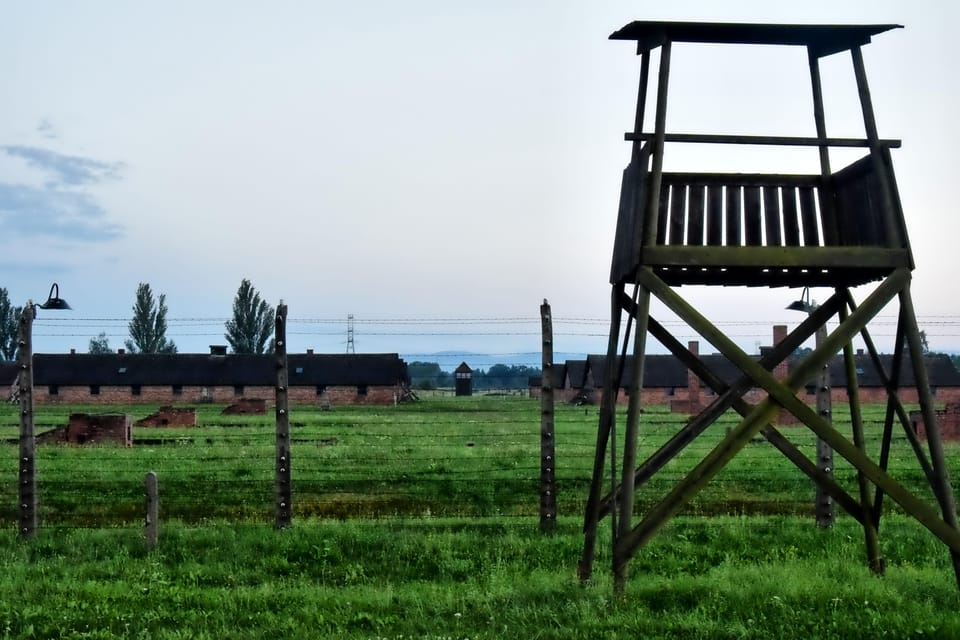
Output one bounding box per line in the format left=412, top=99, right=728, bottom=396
left=846, top=295, right=939, bottom=510
left=900, top=283, right=960, bottom=588
left=838, top=300, right=884, bottom=574
left=579, top=283, right=626, bottom=582
left=614, top=286, right=651, bottom=591
left=808, top=47, right=840, bottom=245
left=852, top=46, right=904, bottom=249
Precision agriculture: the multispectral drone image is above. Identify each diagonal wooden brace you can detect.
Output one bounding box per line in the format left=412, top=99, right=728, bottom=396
left=596, top=298, right=863, bottom=524
left=614, top=268, right=919, bottom=564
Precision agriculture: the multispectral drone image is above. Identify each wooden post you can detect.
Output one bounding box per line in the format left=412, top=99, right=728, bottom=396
left=275, top=302, right=292, bottom=529
left=579, top=283, right=626, bottom=581
left=539, top=300, right=557, bottom=532
left=851, top=46, right=903, bottom=248
left=614, top=287, right=651, bottom=592
left=144, top=471, right=158, bottom=549
left=807, top=48, right=840, bottom=245
left=900, top=285, right=960, bottom=588
left=642, top=40, right=672, bottom=248
left=839, top=303, right=884, bottom=574
left=17, top=303, right=37, bottom=539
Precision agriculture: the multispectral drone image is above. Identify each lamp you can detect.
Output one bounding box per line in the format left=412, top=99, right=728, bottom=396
left=786, top=286, right=813, bottom=313
left=38, top=282, right=71, bottom=310
left=18, top=282, right=71, bottom=538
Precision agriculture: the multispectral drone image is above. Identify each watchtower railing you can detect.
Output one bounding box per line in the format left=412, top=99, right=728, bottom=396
left=611, top=144, right=912, bottom=288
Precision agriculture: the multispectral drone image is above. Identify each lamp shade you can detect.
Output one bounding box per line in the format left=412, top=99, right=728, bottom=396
left=37, top=283, right=70, bottom=310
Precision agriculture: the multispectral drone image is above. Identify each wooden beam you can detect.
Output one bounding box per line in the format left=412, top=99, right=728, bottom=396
left=808, top=48, right=841, bottom=247
left=839, top=301, right=884, bottom=573
left=615, top=268, right=953, bottom=561
left=846, top=296, right=939, bottom=511
left=579, top=283, right=627, bottom=582
left=690, top=277, right=960, bottom=555
left=611, top=269, right=905, bottom=564
left=625, top=132, right=901, bottom=148
left=642, top=246, right=910, bottom=269
left=615, top=287, right=652, bottom=591
left=899, top=284, right=960, bottom=586
left=595, top=296, right=850, bottom=518
left=851, top=46, right=905, bottom=252
left=640, top=310, right=865, bottom=524
left=641, top=39, right=672, bottom=248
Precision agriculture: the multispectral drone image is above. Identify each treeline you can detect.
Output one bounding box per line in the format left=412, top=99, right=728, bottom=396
left=408, top=362, right=541, bottom=390
left=1, top=279, right=276, bottom=360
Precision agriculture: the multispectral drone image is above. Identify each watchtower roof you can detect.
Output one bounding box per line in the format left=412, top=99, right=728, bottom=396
left=611, top=21, right=902, bottom=56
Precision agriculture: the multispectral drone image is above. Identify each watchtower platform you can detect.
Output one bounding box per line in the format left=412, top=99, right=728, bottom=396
left=612, top=146, right=911, bottom=288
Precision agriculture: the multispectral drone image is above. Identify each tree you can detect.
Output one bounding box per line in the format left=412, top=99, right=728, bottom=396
left=224, top=279, right=275, bottom=354
left=0, top=288, right=22, bottom=361
left=88, top=332, right=112, bottom=354
left=126, top=283, right=177, bottom=354
left=408, top=361, right=444, bottom=390
left=478, top=363, right=542, bottom=390
left=919, top=329, right=931, bottom=355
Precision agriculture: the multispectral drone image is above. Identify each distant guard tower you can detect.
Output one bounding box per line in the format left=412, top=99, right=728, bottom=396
left=579, top=21, right=960, bottom=591
left=455, top=362, right=473, bottom=396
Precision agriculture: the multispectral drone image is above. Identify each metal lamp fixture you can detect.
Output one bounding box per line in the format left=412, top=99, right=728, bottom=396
left=37, top=282, right=71, bottom=310
left=785, top=286, right=813, bottom=313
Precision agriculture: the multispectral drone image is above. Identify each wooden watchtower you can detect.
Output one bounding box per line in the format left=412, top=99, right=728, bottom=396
left=579, top=21, right=960, bottom=591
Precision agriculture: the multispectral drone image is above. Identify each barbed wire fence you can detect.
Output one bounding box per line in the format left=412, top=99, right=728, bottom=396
left=0, top=400, right=948, bottom=537
left=28, top=313, right=960, bottom=366
left=4, top=314, right=957, bottom=539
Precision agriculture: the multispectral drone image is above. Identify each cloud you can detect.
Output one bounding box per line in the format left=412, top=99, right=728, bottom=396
left=0, top=145, right=122, bottom=188
left=35, top=118, right=59, bottom=140
left=0, top=183, right=123, bottom=241
left=0, top=145, right=124, bottom=243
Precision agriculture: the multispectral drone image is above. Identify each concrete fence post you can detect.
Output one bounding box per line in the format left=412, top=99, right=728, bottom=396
left=540, top=299, right=557, bottom=531
left=145, top=471, right=159, bottom=549
left=17, top=304, right=37, bottom=539
left=275, top=302, right=292, bottom=529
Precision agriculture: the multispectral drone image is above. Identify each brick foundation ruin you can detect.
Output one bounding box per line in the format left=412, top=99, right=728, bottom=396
left=221, top=398, right=267, bottom=415
left=135, top=406, right=198, bottom=427
left=38, top=413, right=132, bottom=446
left=910, top=403, right=960, bottom=442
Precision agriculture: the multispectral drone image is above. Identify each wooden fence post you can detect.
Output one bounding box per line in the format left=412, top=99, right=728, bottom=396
left=145, top=471, right=158, bottom=549
left=17, top=304, right=37, bottom=539
left=540, top=299, right=557, bottom=531
left=275, top=302, right=292, bottom=529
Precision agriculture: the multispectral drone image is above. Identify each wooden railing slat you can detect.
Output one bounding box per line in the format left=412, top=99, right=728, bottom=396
left=706, top=186, right=724, bottom=246
left=798, top=186, right=821, bottom=247
left=762, top=186, right=782, bottom=247
left=744, top=186, right=762, bottom=246
left=668, top=184, right=686, bottom=246
left=725, top=186, right=742, bottom=247
left=782, top=187, right=801, bottom=246
left=687, top=185, right=705, bottom=246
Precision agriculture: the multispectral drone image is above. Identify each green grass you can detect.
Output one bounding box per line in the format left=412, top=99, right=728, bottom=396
left=0, top=516, right=957, bottom=639
left=0, top=397, right=958, bottom=637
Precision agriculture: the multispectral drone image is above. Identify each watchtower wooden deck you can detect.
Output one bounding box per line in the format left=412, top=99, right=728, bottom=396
left=580, top=21, right=960, bottom=592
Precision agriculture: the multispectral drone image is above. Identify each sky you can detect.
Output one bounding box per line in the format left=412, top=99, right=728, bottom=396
left=2, top=1, right=958, bottom=367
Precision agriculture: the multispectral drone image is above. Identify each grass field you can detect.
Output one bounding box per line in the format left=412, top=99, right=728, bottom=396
left=0, top=396, right=958, bottom=638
